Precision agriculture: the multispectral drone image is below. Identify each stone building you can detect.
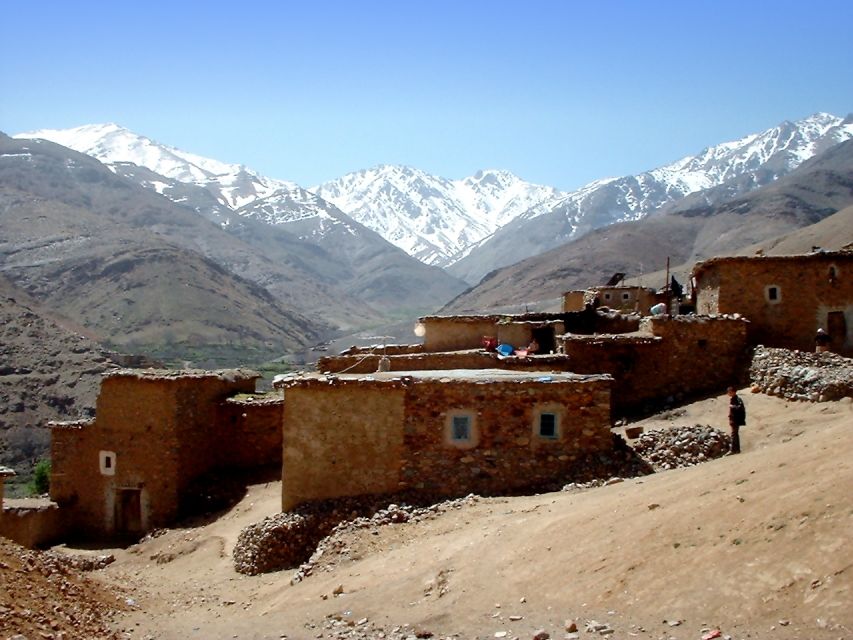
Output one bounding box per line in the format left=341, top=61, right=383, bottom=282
left=49, top=369, right=281, bottom=539
left=693, top=251, right=853, bottom=355
left=562, top=285, right=659, bottom=314
left=276, top=370, right=612, bottom=510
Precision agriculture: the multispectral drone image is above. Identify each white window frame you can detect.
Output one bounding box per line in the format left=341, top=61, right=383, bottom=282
left=446, top=411, right=478, bottom=448
left=764, top=284, right=782, bottom=304
left=99, top=450, right=116, bottom=476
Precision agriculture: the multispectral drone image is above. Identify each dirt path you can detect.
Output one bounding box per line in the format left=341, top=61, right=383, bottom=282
left=69, top=391, right=852, bottom=640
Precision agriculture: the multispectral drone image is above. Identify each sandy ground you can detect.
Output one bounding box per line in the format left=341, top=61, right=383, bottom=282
left=60, top=390, right=852, bottom=640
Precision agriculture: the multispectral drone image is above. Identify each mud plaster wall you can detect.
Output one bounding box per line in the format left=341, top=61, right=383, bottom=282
left=215, top=399, right=283, bottom=470
left=562, top=291, right=586, bottom=312
left=695, top=256, right=853, bottom=355
left=596, top=287, right=658, bottom=314
left=50, top=374, right=260, bottom=538
left=51, top=379, right=180, bottom=537
left=282, top=386, right=405, bottom=510
left=400, top=379, right=612, bottom=497
left=422, top=319, right=498, bottom=351
left=0, top=503, right=64, bottom=548
left=562, top=317, right=749, bottom=415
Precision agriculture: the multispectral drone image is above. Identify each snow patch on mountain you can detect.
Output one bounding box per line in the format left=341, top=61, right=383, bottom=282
left=16, top=123, right=296, bottom=210
left=314, top=166, right=567, bottom=265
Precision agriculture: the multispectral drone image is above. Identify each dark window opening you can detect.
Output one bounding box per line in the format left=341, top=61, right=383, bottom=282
left=539, top=413, right=558, bottom=439
left=768, top=287, right=779, bottom=301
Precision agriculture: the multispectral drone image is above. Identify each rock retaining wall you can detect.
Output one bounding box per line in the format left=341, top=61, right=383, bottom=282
left=749, top=346, right=853, bottom=402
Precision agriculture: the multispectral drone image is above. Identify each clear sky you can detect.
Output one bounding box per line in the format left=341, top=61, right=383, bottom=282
left=2, top=0, right=852, bottom=191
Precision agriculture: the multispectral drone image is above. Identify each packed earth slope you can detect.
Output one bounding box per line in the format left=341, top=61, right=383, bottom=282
left=46, top=390, right=852, bottom=640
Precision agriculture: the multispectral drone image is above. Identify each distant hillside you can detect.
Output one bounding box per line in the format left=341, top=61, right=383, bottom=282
left=16, top=125, right=468, bottom=317
left=0, top=133, right=328, bottom=362
left=443, top=139, right=853, bottom=312
left=0, top=275, right=115, bottom=488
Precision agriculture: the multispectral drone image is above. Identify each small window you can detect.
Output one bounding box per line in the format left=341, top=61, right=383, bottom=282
left=451, top=415, right=472, bottom=442
left=99, top=450, right=116, bottom=476
left=765, top=285, right=781, bottom=304
left=622, top=292, right=631, bottom=301
left=538, top=413, right=558, bottom=439
left=603, top=292, right=611, bottom=301
left=828, top=266, right=838, bottom=282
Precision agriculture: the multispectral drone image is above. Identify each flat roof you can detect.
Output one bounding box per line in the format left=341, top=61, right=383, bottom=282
left=103, top=368, right=260, bottom=382
left=693, top=250, right=853, bottom=277
left=275, top=368, right=611, bottom=388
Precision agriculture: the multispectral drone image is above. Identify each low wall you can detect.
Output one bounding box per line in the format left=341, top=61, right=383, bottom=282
left=0, top=500, right=66, bottom=548
left=318, top=350, right=575, bottom=374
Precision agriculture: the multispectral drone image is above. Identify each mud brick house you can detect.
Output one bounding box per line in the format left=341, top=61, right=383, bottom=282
left=49, top=369, right=281, bottom=539
left=275, top=370, right=612, bottom=510
left=562, top=285, right=659, bottom=314
left=693, top=251, right=853, bottom=355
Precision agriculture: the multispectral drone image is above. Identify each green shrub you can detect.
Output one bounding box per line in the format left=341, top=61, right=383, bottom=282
left=28, top=459, right=51, bottom=496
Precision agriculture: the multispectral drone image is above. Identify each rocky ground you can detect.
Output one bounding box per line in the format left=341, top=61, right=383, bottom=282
left=0, top=538, right=125, bottom=639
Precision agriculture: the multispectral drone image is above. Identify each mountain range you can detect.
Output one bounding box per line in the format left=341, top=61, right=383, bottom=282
left=442, top=137, right=853, bottom=312
left=19, top=113, right=853, bottom=291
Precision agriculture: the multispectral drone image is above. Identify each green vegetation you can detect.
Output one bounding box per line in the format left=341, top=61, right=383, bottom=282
left=28, top=459, right=51, bottom=496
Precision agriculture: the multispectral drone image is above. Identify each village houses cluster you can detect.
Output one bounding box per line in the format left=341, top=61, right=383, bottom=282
left=0, top=251, right=850, bottom=547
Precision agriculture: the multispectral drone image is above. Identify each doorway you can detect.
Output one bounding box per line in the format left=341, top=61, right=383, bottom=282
left=827, top=311, right=847, bottom=352
left=115, top=488, right=143, bottom=535
left=532, top=325, right=556, bottom=354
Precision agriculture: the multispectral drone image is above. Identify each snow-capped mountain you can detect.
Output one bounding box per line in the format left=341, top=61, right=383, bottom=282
left=448, top=112, right=853, bottom=284
left=314, top=166, right=567, bottom=266
left=15, top=123, right=296, bottom=210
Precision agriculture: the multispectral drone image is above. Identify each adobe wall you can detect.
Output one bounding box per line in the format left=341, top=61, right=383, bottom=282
left=596, top=287, right=658, bottom=314
left=422, top=317, right=499, bottom=351
left=561, top=316, right=750, bottom=415
left=50, top=369, right=260, bottom=539
left=0, top=501, right=65, bottom=548
left=171, top=375, right=259, bottom=492
left=562, top=290, right=587, bottom=312
left=215, top=396, right=283, bottom=470
left=282, top=385, right=406, bottom=510
left=694, top=254, right=853, bottom=355
left=400, top=378, right=612, bottom=497
left=279, top=374, right=612, bottom=509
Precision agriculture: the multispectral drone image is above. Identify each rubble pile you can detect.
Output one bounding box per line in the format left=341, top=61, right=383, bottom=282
left=233, top=493, right=479, bottom=576
left=0, top=539, right=123, bottom=639
left=632, top=425, right=731, bottom=471
left=291, top=495, right=478, bottom=583
left=750, top=346, right=853, bottom=402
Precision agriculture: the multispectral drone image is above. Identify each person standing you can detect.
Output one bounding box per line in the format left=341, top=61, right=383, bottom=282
left=815, top=328, right=831, bottom=353
left=727, top=386, right=746, bottom=454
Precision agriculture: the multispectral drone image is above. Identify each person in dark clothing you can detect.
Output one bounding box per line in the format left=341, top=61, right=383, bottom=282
left=815, top=328, right=831, bottom=353
left=727, top=386, right=746, bottom=454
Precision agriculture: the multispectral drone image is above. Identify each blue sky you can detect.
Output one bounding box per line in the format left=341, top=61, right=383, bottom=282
left=2, top=0, right=852, bottom=190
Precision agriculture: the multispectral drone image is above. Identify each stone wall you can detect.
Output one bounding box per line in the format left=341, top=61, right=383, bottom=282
left=561, top=316, right=750, bottom=415
left=399, top=377, right=612, bottom=497
left=694, top=253, right=853, bottom=355
left=278, top=372, right=612, bottom=510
